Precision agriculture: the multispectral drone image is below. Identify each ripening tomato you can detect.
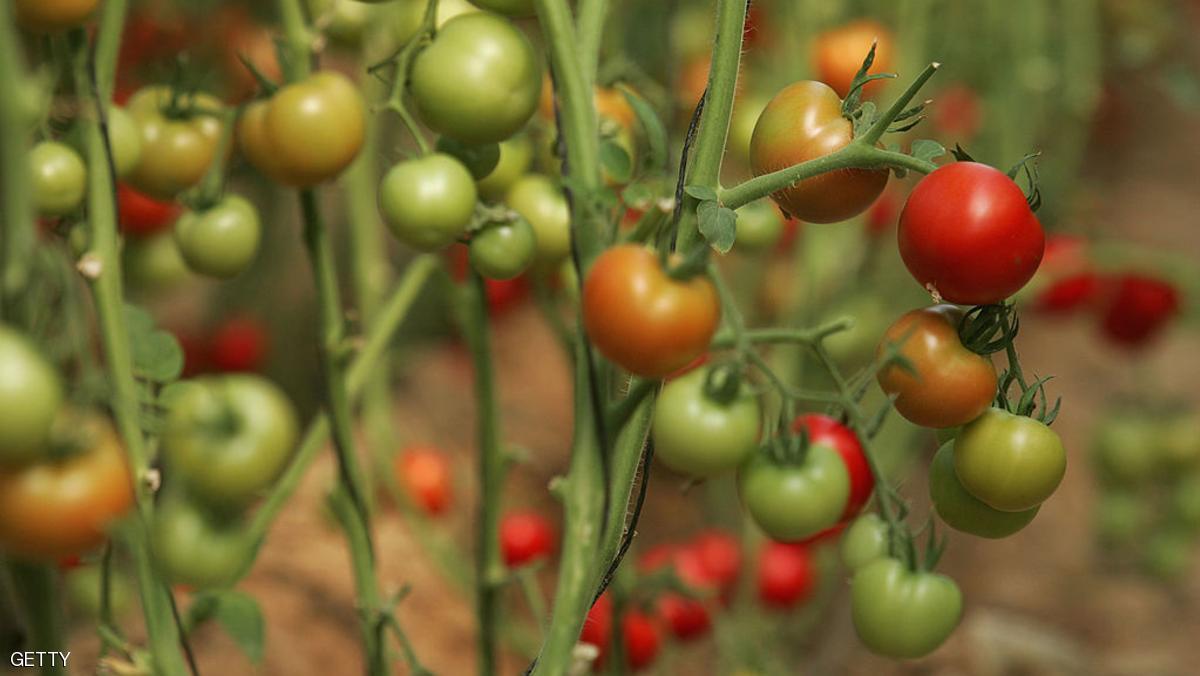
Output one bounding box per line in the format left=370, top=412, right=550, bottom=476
left=738, top=443, right=851, bottom=542
left=125, top=87, right=225, bottom=199
left=209, top=317, right=269, bottom=373
left=651, top=368, right=761, bottom=477
left=379, top=154, right=478, bottom=251
left=954, top=408, right=1066, bottom=512
left=13, top=0, right=98, bottom=32
left=0, top=413, right=134, bottom=561
left=30, top=141, right=87, bottom=217
left=174, top=195, right=261, bottom=279
left=500, top=511, right=556, bottom=567
left=151, top=491, right=252, bottom=589
left=749, top=81, right=888, bottom=223
left=505, top=174, right=571, bottom=265
left=850, top=558, right=961, bottom=658
left=929, top=441, right=1039, bottom=538
left=244, top=72, right=366, bottom=186
left=876, top=305, right=998, bottom=429
left=621, top=610, right=661, bottom=671
left=734, top=200, right=786, bottom=252
left=582, top=246, right=720, bottom=378
left=0, top=326, right=64, bottom=466
left=757, top=541, right=815, bottom=608
left=117, top=183, right=181, bottom=238
left=1098, top=274, right=1180, bottom=348
left=898, top=162, right=1045, bottom=305
left=840, top=513, right=890, bottom=571
left=161, top=375, right=299, bottom=512
left=395, top=446, right=453, bottom=515
left=793, top=414, right=873, bottom=520
left=411, top=13, right=542, bottom=144
left=813, top=19, right=894, bottom=98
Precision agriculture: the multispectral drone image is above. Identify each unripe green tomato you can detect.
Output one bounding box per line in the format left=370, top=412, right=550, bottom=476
left=1142, top=529, right=1193, bottom=581
left=410, top=13, right=542, bottom=144
left=468, top=0, right=536, bottom=17
left=307, top=0, right=377, bottom=46
left=840, top=513, right=889, bottom=571
left=738, top=444, right=850, bottom=541
left=505, top=174, right=570, bottom=265
left=728, top=94, right=768, bottom=166
left=30, top=141, right=87, bottom=216
left=929, top=441, right=1039, bottom=538
left=123, top=231, right=193, bottom=292
left=469, top=217, right=536, bottom=280
left=733, top=200, right=784, bottom=252
left=151, top=493, right=252, bottom=589
left=651, top=368, right=761, bottom=478
left=379, top=154, right=478, bottom=251
left=1091, top=412, right=1161, bottom=486
left=1170, top=474, right=1200, bottom=531
left=0, top=326, right=64, bottom=466
left=850, top=558, right=962, bottom=659
left=65, top=564, right=134, bottom=619
left=174, top=195, right=261, bottom=279
left=1159, top=414, right=1200, bottom=469
left=477, top=135, right=533, bottom=201
left=821, top=293, right=889, bottom=365
left=954, top=408, right=1066, bottom=512
left=437, top=137, right=501, bottom=180
left=106, top=107, right=143, bottom=178
left=1095, top=489, right=1148, bottom=547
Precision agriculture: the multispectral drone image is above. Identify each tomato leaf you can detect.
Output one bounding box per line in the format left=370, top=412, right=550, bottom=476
left=698, top=200, right=737, bottom=253
left=188, top=591, right=266, bottom=664
left=619, top=85, right=669, bottom=172
left=911, top=139, right=946, bottom=164
left=125, top=304, right=184, bottom=383
left=684, top=185, right=718, bottom=202
left=599, top=140, right=634, bottom=184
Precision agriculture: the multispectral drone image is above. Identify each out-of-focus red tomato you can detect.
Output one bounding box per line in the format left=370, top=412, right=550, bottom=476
left=499, top=511, right=556, bottom=567
left=1035, top=272, right=1103, bottom=314
left=865, top=189, right=899, bottom=236
left=656, top=593, right=710, bottom=641
left=690, top=530, right=741, bottom=594
left=447, top=245, right=531, bottom=316
left=209, top=317, right=269, bottom=373
left=118, top=184, right=181, bottom=238
left=579, top=592, right=613, bottom=663
left=621, top=610, right=661, bottom=671
left=931, top=84, right=983, bottom=141
left=813, top=19, right=894, bottom=98
left=757, top=541, right=815, bottom=608
left=395, top=446, right=453, bottom=516
left=1099, top=274, right=1181, bottom=348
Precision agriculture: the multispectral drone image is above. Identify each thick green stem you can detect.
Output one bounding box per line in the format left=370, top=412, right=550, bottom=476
left=4, top=562, right=65, bottom=676
left=0, top=2, right=38, bottom=321
left=575, top=0, right=608, bottom=81
left=464, top=272, right=505, bottom=676
left=674, top=0, right=748, bottom=251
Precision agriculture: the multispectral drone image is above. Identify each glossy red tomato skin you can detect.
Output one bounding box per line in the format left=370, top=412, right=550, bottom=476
left=499, top=511, right=556, bottom=567
left=1099, top=274, right=1180, bottom=348
left=394, top=447, right=453, bottom=516
left=757, top=541, right=815, bottom=608
left=750, top=81, right=888, bottom=223
left=793, top=414, right=873, bottom=520
left=621, top=610, right=661, bottom=671
left=118, top=184, right=181, bottom=238
left=209, top=317, right=268, bottom=373
left=582, top=245, right=720, bottom=378
left=898, top=162, right=1045, bottom=305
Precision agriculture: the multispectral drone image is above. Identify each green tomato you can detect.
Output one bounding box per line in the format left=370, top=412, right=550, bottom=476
left=468, top=0, right=535, bottom=16
left=1170, top=474, right=1200, bottom=531
left=162, top=375, right=299, bottom=512
left=954, top=408, right=1066, bottom=512
left=151, top=493, right=252, bottom=589
left=30, top=141, right=87, bottom=216
left=173, top=195, right=261, bottom=279
left=106, top=106, right=143, bottom=178
left=850, top=558, right=962, bottom=659
left=64, top=564, right=134, bottom=619
left=123, top=231, right=193, bottom=292
left=738, top=444, right=850, bottom=541
left=1091, top=412, right=1161, bottom=485
left=469, top=217, right=536, bottom=280
left=651, top=368, right=761, bottom=478
left=125, top=87, right=224, bottom=199
left=1095, top=489, right=1148, bottom=546
left=505, top=174, right=570, bottom=265
left=733, top=200, right=784, bottom=252
left=477, top=135, right=533, bottom=201
left=436, top=137, right=501, bottom=180
left=379, top=153, right=478, bottom=251
left=822, top=293, right=889, bottom=365
left=840, top=513, right=890, bottom=571
left=0, top=326, right=64, bottom=466
left=1159, top=413, right=1200, bottom=469
left=1142, top=529, right=1193, bottom=581
left=930, top=441, right=1038, bottom=538
left=410, top=13, right=542, bottom=144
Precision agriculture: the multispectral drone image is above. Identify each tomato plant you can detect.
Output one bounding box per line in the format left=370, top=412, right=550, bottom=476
left=898, top=162, right=1045, bottom=305
left=792, top=414, right=873, bottom=521
left=651, top=367, right=761, bottom=477
left=850, top=558, right=962, bottom=658
left=954, top=408, right=1067, bottom=512
left=750, top=81, right=889, bottom=223
left=583, top=245, right=720, bottom=378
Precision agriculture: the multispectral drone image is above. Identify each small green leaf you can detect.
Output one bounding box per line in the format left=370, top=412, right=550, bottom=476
left=851, top=101, right=877, bottom=136
left=619, top=86, right=669, bottom=172
left=212, top=591, right=266, bottom=663
left=132, top=330, right=184, bottom=383
left=599, top=140, right=633, bottom=184
left=698, top=201, right=737, bottom=254
left=620, top=181, right=655, bottom=207
left=684, top=185, right=718, bottom=202
left=911, top=139, right=946, bottom=164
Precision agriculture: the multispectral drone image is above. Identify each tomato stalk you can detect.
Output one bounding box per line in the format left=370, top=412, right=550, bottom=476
left=374, top=0, right=438, bottom=156
left=3, top=561, right=66, bottom=676
left=0, top=2, right=39, bottom=322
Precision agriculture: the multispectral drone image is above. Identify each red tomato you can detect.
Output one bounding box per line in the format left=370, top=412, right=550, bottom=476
left=499, top=511, right=556, bottom=567
left=656, top=594, right=710, bottom=641
left=813, top=19, right=894, bottom=97
left=208, top=317, right=268, bottom=373
left=446, top=245, right=530, bottom=316
left=931, top=85, right=983, bottom=141
left=1035, top=272, right=1102, bottom=314
left=690, top=529, right=742, bottom=593
left=1099, top=274, right=1181, bottom=348
left=898, top=162, right=1045, bottom=305
left=757, top=541, right=815, bottom=608
left=579, top=592, right=614, bottom=654
left=394, top=447, right=452, bottom=516
left=865, top=190, right=899, bottom=236
left=117, top=183, right=180, bottom=238
left=621, top=610, right=661, bottom=671
left=793, top=415, right=872, bottom=520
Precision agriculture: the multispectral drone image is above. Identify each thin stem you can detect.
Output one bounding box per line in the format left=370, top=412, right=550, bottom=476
left=0, top=1, right=38, bottom=322
left=328, top=489, right=389, bottom=676
left=384, top=612, right=432, bottom=676
left=191, top=107, right=238, bottom=209
left=517, top=569, right=550, bottom=637
left=379, top=0, right=437, bottom=155
left=464, top=271, right=506, bottom=676
left=708, top=262, right=750, bottom=356
left=674, top=0, right=748, bottom=251
left=4, top=561, right=66, bottom=676
left=859, top=62, right=941, bottom=145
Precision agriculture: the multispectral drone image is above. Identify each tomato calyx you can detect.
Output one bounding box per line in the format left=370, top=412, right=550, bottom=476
left=955, top=303, right=1020, bottom=356
left=839, top=41, right=898, bottom=119
left=700, top=363, right=744, bottom=406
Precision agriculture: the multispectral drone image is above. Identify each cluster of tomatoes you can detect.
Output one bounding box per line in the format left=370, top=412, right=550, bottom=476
left=1092, top=404, right=1200, bottom=580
